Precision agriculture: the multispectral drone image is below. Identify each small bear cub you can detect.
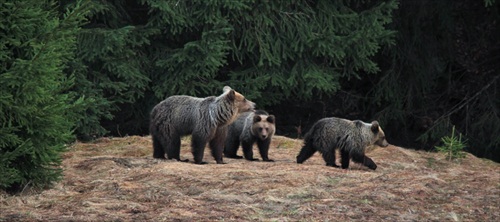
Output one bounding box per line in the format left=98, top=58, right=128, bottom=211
left=224, top=110, right=276, bottom=161
left=296, top=117, right=388, bottom=170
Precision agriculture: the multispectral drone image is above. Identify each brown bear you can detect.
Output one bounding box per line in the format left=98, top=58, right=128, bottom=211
left=224, top=110, right=276, bottom=161
left=149, top=86, right=255, bottom=164
left=296, top=117, right=388, bottom=170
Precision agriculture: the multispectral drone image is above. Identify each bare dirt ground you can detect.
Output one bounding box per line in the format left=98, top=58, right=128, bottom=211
left=1, top=135, right=499, bottom=221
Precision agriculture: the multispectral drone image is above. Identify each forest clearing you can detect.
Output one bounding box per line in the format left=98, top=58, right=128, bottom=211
left=1, top=135, right=498, bottom=221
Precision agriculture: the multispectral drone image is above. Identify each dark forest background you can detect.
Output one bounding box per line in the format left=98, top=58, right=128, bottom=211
left=1, top=0, right=499, bottom=191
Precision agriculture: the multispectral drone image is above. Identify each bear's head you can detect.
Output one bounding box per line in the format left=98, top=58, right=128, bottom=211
left=252, top=114, right=276, bottom=140
left=223, top=86, right=255, bottom=113
left=370, top=121, right=389, bottom=147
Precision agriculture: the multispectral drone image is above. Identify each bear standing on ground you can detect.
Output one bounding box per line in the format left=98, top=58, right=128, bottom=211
left=224, top=110, right=276, bottom=161
left=149, top=86, right=255, bottom=164
left=296, top=117, right=389, bottom=170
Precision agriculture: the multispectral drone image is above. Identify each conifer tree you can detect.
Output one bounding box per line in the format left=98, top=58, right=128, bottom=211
left=66, top=0, right=398, bottom=137
left=0, top=0, right=88, bottom=192
left=62, top=0, right=155, bottom=139
left=145, top=0, right=398, bottom=106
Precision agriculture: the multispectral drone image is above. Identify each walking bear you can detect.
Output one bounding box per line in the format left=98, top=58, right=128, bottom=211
left=296, top=117, right=389, bottom=170
left=224, top=110, right=276, bottom=161
left=149, top=86, right=255, bottom=164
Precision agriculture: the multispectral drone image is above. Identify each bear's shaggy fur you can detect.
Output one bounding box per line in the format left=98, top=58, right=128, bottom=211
left=149, top=86, right=255, bottom=164
left=224, top=110, right=276, bottom=161
left=296, top=117, right=388, bottom=170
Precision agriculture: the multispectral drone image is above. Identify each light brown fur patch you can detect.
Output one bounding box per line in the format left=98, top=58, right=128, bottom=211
left=251, top=115, right=275, bottom=140
left=234, top=91, right=245, bottom=101
left=226, top=90, right=254, bottom=125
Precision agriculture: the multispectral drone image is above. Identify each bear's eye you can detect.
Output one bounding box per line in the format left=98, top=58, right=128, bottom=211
left=258, top=127, right=263, bottom=132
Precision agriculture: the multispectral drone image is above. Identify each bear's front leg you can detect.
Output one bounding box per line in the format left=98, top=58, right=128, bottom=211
left=242, top=140, right=258, bottom=161
left=351, top=153, right=377, bottom=170
left=210, top=127, right=228, bottom=164
left=209, top=140, right=226, bottom=164
left=362, top=156, right=377, bottom=170
left=257, top=139, right=274, bottom=162
left=340, top=150, right=350, bottom=169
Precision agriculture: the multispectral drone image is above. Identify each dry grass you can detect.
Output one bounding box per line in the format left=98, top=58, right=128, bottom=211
left=1, top=135, right=499, bottom=221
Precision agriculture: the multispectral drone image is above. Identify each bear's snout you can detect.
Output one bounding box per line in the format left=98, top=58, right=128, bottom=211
left=382, top=140, right=389, bottom=147
left=378, top=139, right=389, bottom=147
left=242, top=101, right=255, bottom=113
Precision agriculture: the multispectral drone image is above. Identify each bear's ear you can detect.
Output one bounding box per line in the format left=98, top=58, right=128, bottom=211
left=371, top=121, right=380, bottom=133
left=267, top=115, right=275, bottom=124
left=253, top=115, right=262, bottom=123
left=223, top=86, right=232, bottom=92
left=226, top=89, right=236, bottom=101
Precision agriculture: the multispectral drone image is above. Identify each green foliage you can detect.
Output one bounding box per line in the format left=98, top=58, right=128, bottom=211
left=0, top=0, right=89, bottom=192
left=144, top=0, right=398, bottom=105
left=485, top=0, right=496, bottom=7
left=435, top=126, right=466, bottom=161
left=62, top=0, right=155, bottom=139
left=61, top=0, right=397, bottom=138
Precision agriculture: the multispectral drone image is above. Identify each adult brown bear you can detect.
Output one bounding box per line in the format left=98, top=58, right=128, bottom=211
left=149, top=86, right=255, bottom=164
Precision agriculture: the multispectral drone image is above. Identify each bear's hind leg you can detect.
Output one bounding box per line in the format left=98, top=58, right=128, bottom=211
left=165, top=134, right=188, bottom=162
left=152, top=134, right=166, bottom=159
left=296, top=143, right=317, bottom=163
left=257, top=139, right=273, bottom=162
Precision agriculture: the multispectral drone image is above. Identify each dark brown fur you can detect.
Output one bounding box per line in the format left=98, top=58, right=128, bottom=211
left=224, top=110, right=276, bottom=161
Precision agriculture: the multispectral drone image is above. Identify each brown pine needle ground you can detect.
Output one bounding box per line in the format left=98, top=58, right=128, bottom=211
left=1, top=135, right=499, bottom=221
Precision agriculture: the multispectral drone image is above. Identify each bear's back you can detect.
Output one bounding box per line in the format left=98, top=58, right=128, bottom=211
left=305, top=117, right=362, bottom=142
left=311, top=117, right=353, bottom=132
left=154, top=95, right=214, bottom=135
left=312, top=117, right=374, bottom=148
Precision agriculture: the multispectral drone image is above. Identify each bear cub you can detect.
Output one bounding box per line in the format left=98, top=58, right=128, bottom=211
left=224, top=110, right=276, bottom=161
left=149, top=86, right=255, bottom=164
left=296, top=117, right=388, bottom=170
